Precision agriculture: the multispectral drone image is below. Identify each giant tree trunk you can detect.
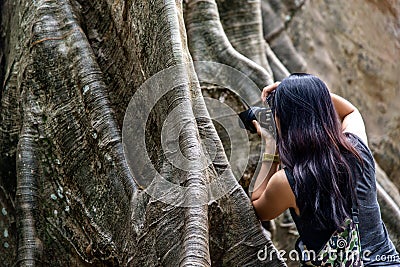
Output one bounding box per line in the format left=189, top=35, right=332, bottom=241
left=0, top=0, right=399, bottom=266
left=0, top=0, right=285, bottom=265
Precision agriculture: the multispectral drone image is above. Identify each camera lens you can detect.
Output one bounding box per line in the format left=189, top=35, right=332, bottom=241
left=238, top=107, right=260, bottom=133
left=238, top=106, right=276, bottom=138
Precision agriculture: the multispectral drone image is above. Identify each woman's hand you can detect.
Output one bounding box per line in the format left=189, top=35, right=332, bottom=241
left=252, top=120, right=277, bottom=155
left=261, top=81, right=280, bottom=103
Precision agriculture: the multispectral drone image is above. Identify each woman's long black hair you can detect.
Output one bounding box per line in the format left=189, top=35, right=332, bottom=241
left=273, top=73, right=361, bottom=230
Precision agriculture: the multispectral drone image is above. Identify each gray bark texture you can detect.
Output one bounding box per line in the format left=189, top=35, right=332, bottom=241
left=0, top=0, right=284, bottom=266
left=0, top=0, right=398, bottom=266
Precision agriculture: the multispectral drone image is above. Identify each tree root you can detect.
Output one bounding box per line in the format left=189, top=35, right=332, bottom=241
left=184, top=0, right=273, bottom=90
left=261, top=0, right=307, bottom=73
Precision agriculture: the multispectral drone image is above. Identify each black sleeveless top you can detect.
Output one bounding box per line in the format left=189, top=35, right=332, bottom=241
left=285, top=133, right=399, bottom=266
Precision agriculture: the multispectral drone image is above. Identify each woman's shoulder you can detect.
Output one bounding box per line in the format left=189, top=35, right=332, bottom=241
left=344, top=131, right=367, bottom=147
left=344, top=132, right=373, bottom=160
left=270, top=169, right=290, bottom=187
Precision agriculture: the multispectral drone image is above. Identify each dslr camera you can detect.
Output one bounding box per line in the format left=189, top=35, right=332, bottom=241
left=238, top=92, right=276, bottom=138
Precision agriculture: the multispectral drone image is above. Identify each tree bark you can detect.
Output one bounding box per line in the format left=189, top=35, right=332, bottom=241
left=0, top=0, right=285, bottom=265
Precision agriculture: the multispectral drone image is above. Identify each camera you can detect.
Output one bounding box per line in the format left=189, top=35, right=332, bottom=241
left=238, top=107, right=276, bottom=138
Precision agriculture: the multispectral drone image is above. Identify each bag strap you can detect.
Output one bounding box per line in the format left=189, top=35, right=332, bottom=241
left=349, top=169, right=360, bottom=224
left=351, top=199, right=359, bottom=224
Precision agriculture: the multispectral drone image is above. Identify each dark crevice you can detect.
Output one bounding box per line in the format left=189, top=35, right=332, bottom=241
left=0, top=0, right=6, bottom=103
left=282, top=0, right=306, bottom=29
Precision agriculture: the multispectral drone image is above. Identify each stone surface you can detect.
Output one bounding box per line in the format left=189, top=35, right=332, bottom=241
left=284, top=0, right=400, bottom=186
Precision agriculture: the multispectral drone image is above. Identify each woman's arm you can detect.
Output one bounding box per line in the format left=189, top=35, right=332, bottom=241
left=250, top=82, right=298, bottom=220
left=331, top=93, right=368, bottom=145
left=252, top=82, right=281, bottom=201
left=250, top=127, right=279, bottom=202
left=250, top=120, right=294, bottom=220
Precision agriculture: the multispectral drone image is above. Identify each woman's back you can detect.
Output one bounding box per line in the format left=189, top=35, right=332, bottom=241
left=286, top=133, right=399, bottom=266
left=347, top=133, right=398, bottom=266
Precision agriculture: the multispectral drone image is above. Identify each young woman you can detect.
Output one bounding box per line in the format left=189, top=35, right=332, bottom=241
left=251, top=73, right=399, bottom=266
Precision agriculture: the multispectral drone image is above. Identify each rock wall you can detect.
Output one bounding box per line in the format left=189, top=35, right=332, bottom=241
left=281, top=0, right=400, bottom=186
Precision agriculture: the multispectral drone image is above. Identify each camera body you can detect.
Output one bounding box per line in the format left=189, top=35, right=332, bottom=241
left=238, top=107, right=276, bottom=138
